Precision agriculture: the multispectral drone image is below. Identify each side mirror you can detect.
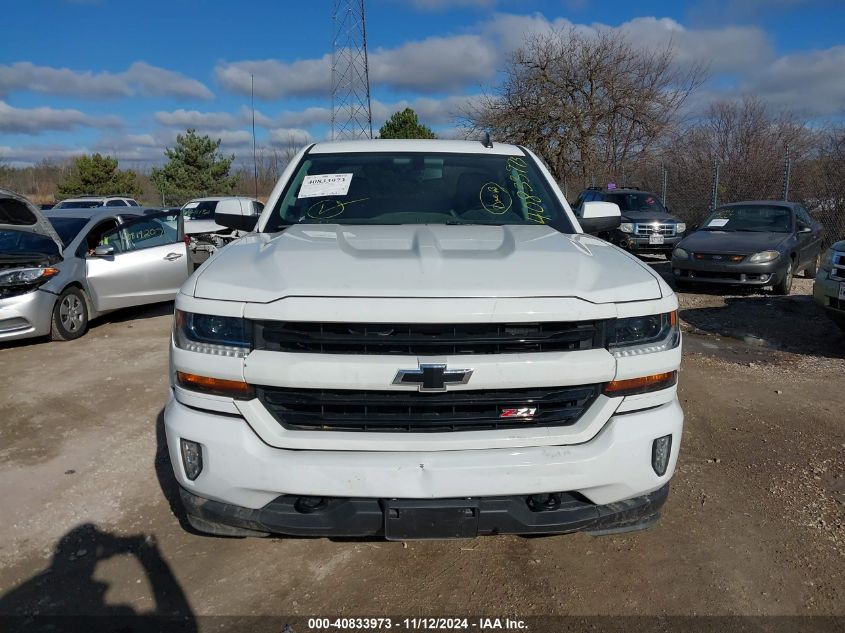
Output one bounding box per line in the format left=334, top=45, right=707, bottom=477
left=579, top=201, right=621, bottom=234
left=214, top=211, right=258, bottom=232
left=94, top=244, right=115, bottom=257
left=798, top=225, right=812, bottom=234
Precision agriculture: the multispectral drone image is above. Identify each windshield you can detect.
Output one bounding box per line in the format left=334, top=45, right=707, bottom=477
left=182, top=200, right=218, bottom=220
left=47, top=216, right=90, bottom=246
left=703, top=205, right=792, bottom=233
left=265, top=152, right=574, bottom=232
left=0, top=229, right=60, bottom=255
left=54, top=200, right=103, bottom=209
left=605, top=192, right=666, bottom=214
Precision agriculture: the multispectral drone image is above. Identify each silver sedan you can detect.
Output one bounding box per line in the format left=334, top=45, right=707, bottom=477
left=0, top=189, right=191, bottom=342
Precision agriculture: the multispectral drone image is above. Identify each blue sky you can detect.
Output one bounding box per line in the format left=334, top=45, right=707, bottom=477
left=1, top=0, right=844, bottom=166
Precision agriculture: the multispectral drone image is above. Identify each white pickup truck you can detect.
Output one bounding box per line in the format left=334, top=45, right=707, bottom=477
left=165, top=139, right=683, bottom=539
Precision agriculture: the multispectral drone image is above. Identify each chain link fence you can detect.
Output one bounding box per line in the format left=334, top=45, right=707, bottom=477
left=560, top=146, right=845, bottom=249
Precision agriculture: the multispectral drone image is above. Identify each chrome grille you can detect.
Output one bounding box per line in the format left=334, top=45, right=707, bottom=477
left=635, top=223, right=676, bottom=237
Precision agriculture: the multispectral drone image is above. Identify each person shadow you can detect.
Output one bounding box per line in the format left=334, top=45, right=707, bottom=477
left=0, top=523, right=197, bottom=633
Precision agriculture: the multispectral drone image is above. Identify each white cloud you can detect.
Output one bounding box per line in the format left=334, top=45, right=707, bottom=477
left=0, top=144, right=91, bottom=164
left=216, top=33, right=497, bottom=98
left=155, top=109, right=239, bottom=129
left=216, top=56, right=331, bottom=100
left=0, top=101, right=122, bottom=134
left=740, top=45, right=845, bottom=116
left=268, top=128, right=313, bottom=146
left=0, top=61, right=213, bottom=100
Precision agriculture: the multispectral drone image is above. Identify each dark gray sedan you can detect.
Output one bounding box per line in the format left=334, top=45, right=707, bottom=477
left=671, top=201, right=824, bottom=295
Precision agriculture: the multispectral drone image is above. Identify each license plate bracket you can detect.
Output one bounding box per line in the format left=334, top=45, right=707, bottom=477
left=649, top=233, right=665, bottom=245
left=383, top=500, right=480, bottom=540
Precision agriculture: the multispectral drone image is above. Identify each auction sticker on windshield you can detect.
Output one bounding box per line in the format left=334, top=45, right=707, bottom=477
left=299, top=174, right=353, bottom=198
left=708, top=218, right=729, bottom=227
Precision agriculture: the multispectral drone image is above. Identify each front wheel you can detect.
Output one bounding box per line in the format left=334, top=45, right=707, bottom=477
left=51, top=287, right=89, bottom=341
left=772, top=261, right=794, bottom=296
left=803, top=252, right=820, bottom=278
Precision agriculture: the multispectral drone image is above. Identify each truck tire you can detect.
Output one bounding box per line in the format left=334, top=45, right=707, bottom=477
left=51, top=287, right=89, bottom=341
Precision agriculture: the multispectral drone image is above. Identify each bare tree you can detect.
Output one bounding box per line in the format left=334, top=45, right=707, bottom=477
left=462, top=27, right=705, bottom=183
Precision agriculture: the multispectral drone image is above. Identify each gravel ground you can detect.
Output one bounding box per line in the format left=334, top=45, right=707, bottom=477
left=0, top=267, right=842, bottom=631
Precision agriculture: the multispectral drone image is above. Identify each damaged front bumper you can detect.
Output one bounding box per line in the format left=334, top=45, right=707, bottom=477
left=179, top=483, right=670, bottom=539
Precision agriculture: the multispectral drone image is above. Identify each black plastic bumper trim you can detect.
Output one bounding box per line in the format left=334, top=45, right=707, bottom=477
left=179, top=483, right=670, bottom=539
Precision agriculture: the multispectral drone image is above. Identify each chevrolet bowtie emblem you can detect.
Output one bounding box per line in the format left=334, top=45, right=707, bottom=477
left=393, top=363, right=473, bottom=392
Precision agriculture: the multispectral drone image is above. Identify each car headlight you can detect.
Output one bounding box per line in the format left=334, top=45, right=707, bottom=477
left=608, top=311, right=680, bottom=357
left=173, top=310, right=251, bottom=357
left=676, top=223, right=686, bottom=233
left=748, top=250, right=780, bottom=263
left=0, top=267, right=59, bottom=288
left=619, top=222, right=634, bottom=234
left=672, top=247, right=689, bottom=260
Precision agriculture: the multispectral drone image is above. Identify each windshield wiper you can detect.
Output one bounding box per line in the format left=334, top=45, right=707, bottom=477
left=444, top=220, right=506, bottom=226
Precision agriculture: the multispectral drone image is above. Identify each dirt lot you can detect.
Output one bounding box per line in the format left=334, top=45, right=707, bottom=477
left=0, top=269, right=843, bottom=631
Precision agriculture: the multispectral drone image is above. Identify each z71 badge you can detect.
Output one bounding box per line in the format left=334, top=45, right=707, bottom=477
left=500, top=407, right=538, bottom=418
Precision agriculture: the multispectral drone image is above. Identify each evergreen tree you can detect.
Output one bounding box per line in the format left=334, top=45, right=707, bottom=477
left=151, top=129, right=239, bottom=205
left=378, top=108, right=436, bottom=140
left=57, top=153, right=142, bottom=198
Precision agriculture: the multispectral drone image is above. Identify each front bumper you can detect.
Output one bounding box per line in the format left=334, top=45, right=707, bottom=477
left=814, top=275, right=845, bottom=329
left=179, top=481, right=670, bottom=539
left=672, top=257, right=785, bottom=286
left=165, top=392, right=683, bottom=513
left=0, top=289, right=55, bottom=342
left=610, top=231, right=682, bottom=252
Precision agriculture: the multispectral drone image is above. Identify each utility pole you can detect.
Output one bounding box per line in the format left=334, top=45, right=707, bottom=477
left=331, top=0, right=373, bottom=140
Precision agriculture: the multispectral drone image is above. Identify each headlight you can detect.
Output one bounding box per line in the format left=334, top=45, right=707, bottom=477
left=748, top=250, right=779, bottom=263
left=608, top=311, right=680, bottom=357
left=676, top=223, right=686, bottom=233
left=672, top=247, right=689, bottom=260
left=0, top=267, right=59, bottom=287
left=173, top=310, right=251, bottom=357
left=619, top=222, right=634, bottom=234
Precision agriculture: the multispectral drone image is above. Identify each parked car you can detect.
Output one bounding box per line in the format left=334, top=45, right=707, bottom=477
left=166, top=139, right=683, bottom=540
left=671, top=201, right=824, bottom=295
left=573, top=186, right=686, bottom=255
left=813, top=240, right=845, bottom=331
left=180, top=197, right=263, bottom=267
left=0, top=189, right=190, bottom=342
left=53, top=195, right=140, bottom=209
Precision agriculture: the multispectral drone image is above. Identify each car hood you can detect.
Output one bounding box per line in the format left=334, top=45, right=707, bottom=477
left=0, top=188, right=63, bottom=253
left=621, top=211, right=681, bottom=224
left=679, top=230, right=788, bottom=254
left=191, top=224, right=664, bottom=303
left=184, top=218, right=227, bottom=235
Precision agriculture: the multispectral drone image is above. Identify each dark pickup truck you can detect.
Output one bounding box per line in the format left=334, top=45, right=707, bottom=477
left=574, top=187, right=686, bottom=255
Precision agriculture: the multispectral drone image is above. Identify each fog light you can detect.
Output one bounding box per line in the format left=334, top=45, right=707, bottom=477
left=180, top=439, right=203, bottom=481
left=652, top=435, right=672, bottom=476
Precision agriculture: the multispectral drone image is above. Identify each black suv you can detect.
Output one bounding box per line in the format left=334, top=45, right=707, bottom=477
left=573, top=187, right=686, bottom=255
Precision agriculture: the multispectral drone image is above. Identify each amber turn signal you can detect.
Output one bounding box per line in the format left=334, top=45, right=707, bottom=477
left=176, top=372, right=255, bottom=399
left=603, top=371, right=678, bottom=397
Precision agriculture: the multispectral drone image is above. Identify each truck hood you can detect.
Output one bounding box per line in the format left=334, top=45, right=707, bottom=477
left=0, top=188, right=64, bottom=253
left=192, top=224, right=663, bottom=304
left=621, top=211, right=682, bottom=224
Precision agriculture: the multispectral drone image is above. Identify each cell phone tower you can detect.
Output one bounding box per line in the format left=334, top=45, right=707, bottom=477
left=331, top=0, right=373, bottom=140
